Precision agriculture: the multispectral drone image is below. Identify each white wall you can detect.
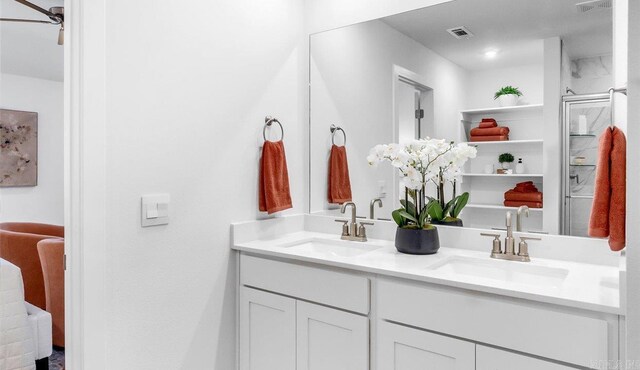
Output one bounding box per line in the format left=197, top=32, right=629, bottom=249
left=309, top=20, right=468, bottom=216
left=0, top=73, right=64, bottom=225
left=100, top=1, right=306, bottom=368
left=625, top=0, right=640, bottom=363
left=464, top=63, right=544, bottom=109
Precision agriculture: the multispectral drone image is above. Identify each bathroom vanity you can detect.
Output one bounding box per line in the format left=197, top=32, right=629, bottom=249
left=232, top=215, right=622, bottom=370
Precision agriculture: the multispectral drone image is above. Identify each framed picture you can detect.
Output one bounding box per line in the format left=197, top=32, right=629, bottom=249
left=0, top=109, right=38, bottom=187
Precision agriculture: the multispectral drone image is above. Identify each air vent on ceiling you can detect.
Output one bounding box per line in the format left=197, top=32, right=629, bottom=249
left=447, top=26, right=474, bottom=40
left=576, top=0, right=612, bottom=13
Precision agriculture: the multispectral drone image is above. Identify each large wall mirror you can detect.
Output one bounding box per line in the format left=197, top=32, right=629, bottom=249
left=309, top=0, right=619, bottom=237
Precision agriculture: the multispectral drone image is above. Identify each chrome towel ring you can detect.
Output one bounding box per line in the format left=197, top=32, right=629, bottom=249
left=330, top=124, right=346, bottom=145
left=263, top=116, right=284, bottom=141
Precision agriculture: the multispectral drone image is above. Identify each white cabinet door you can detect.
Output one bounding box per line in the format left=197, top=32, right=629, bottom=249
left=240, top=287, right=296, bottom=370
left=477, top=345, right=575, bottom=370
left=377, top=321, right=475, bottom=370
left=296, top=301, right=369, bottom=370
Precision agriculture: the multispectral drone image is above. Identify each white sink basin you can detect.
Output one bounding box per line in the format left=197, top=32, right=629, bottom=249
left=428, top=256, right=569, bottom=288
left=280, top=238, right=381, bottom=258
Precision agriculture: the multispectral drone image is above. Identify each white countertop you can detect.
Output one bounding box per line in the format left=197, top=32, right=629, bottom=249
left=233, top=230, right=621, bottom=315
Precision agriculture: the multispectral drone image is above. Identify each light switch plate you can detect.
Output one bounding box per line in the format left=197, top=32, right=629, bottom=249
left=141, top=194, right=170, bottom=227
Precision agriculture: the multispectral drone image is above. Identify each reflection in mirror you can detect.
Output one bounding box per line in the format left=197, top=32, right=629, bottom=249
left=310, top=0, right=615, bottom=236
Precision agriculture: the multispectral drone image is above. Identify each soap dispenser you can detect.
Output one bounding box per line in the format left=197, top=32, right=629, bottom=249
left=515, top=158, right=525, bottom=174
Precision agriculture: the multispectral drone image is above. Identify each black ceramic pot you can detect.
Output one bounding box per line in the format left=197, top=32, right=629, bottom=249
left=395, top=226, right=440, bottom=255
left=431, top=219, right=464, bottom=227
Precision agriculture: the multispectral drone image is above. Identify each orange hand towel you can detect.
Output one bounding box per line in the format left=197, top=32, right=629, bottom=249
left=470, top=135, right=509, bottom=142
left=470, top=127, right=510, bottom=136
left=328, top=145, right=352, bottom=204
left=504, top=200, right=543, bottom=208
left=589, top=127, right=626, bottom=251
left=479, top=119, right=498, bottom=128
left=504, top=190, right=543, bottom=203
left=259, top=140, right=293, bottom=214
left=513, top=181, right=539, bottom=193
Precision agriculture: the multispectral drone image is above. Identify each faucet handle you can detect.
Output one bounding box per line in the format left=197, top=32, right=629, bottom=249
left=335, top=219, right=349, bottom=237
left=357, top=221, right=373, bottom=240
left=481, top=233, right=502, bottom=256
left=517, top=236, right=541, bottom=259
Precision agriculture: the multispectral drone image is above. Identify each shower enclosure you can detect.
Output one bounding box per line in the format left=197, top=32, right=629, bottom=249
left=561, top=93, right=611, bottom=237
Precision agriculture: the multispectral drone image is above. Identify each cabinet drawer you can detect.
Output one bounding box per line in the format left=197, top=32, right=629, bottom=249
left=378, top=278, right=615, bottom=368
left=240, top=254, right=370, bottom=314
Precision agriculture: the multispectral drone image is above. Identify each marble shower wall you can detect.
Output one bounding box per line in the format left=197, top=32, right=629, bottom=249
left=570, top=55, right=613, bottom=94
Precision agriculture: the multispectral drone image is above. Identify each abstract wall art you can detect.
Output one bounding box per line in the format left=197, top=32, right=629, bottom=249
left=0, top=109, right=38, bottom=186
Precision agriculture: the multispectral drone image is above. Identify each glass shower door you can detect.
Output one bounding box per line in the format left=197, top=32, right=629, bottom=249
left=562, top=94, right=610, bottom=237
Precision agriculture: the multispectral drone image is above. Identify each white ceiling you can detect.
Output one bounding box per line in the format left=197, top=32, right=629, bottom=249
left=382, top=0, right=613, bottom=71
left=0, top=0, right=64, bottom=81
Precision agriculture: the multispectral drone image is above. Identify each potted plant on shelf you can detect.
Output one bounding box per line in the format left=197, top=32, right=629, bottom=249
left=367, top=139, right=476, bottom=254
left=499, top=152, right=515, bottom=170
left=494, top=85, right=523, bottom=107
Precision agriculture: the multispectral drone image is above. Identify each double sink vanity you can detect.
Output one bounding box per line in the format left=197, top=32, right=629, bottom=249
left=232, top=214, right=622, bottom=370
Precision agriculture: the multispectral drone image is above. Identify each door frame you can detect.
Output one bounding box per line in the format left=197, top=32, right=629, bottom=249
left=391, top=65, right=433, bottom=206
left=64, top=0, right=108, bottom=368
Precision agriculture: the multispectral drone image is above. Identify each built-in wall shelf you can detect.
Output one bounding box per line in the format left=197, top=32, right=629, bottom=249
left=465, top=203, right=544, bottom=212
left=460, top=104, right=544, bottom=116
left=462, top=173, right=544, bottom=178
left=570, top=133, right=596, bottom=137
left=463, top=139, right=544, bottom=146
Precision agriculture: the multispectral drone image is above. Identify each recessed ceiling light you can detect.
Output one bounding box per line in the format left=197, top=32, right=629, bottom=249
left=484, top=50, right=498, bottom=59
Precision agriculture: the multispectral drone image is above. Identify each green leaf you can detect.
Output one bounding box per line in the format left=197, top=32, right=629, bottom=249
left=427, top=199, right=444, bottom=221
left=391, top=209, right=404, bottom=227
left=418, top=206, right=429, bottom=228
left=443, top=198, right=455, bottom=217
left=451, top=192, right=469, bottom=218
left=399, top=210, right=418, bottom=224
left=400, top=199, right=416, bottom=216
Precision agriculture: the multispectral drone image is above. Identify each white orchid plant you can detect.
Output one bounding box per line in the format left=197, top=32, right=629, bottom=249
left=367, top=138, right=477, bottom=229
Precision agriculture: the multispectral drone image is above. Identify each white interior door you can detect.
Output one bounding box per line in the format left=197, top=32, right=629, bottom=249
left=296, top=301, right=369, bottom=370
left=239, top=287, right=296, bottom=370
left=376, top=320, right=475, bottom=370
left=476, top=345, right=575, bottom=370
left=397, top=81, right=420, bottom=145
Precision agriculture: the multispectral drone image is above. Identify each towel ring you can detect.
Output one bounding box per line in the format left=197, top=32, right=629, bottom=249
left=263, top=116, right=284, bottom=141
left=330, top=124, right=346, bottom=145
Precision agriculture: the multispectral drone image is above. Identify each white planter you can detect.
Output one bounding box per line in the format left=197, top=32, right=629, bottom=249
left=497, top=94, right=519, bottom=107
left=501, top=162, right=511, bottom=170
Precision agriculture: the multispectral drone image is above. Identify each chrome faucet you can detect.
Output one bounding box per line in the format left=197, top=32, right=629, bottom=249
left=480, top=211, right=541, bottom=262
left=335, top=202, right=373, bottom=242
left=370, top=198, right=383, bottom=219
left=516, top=206, right=529, bottom=232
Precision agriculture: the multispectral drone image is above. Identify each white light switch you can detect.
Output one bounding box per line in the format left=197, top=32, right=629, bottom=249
left=141, top=194, right=170, bottom=227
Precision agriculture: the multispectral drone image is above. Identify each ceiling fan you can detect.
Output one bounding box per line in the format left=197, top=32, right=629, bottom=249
left=0, top=0, right=64, bottom=45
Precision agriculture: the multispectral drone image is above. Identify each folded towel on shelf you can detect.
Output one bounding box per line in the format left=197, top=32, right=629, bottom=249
left=259, top=140, right=293, bottom=214
left=470, top=127, right=510, bottom=136
left=504, top=190, right=543, bottom=202
left=504, top=200, right=543, bottom=209
left=470, top=135, right=509, bottom=142
left=328, top=145, right=352, bottom=204
left=479, top=119, right=498, bottom=128
left=513, top=181, right=539, bottom=193
left=588, top=126, right=626, bottom=251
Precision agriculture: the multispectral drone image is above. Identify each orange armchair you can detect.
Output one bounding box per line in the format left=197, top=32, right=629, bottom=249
left=0, top=222, right=64, bottom=310
left=38, top=238, right=65, bottom=348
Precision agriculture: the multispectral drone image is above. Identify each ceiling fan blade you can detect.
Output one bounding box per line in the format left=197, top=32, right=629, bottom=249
left=0, top=17, right=52, bottom=24
left=13, top=0, right=57, bottom=19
